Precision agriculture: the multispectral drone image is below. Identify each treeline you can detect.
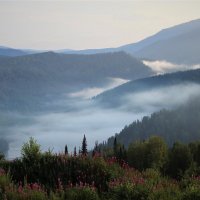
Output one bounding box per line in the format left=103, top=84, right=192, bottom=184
left=103, top=136, right=200, bottom=179
left=0, top=136, right=200, bottom=199
left=106, top=97, right=200, bottom=148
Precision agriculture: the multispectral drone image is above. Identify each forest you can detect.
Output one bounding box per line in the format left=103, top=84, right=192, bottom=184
left=0, top=135, right=200, bottom=200
left=105, top=96, right=200, bottom=148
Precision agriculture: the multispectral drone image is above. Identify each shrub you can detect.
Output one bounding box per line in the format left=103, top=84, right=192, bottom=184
left=148, top=180, right=181, bottom=200
left=64, top=187, right=99, bottom=200
left=181, top=176, right=200, bottom=200
left=109, top=182, right=149, bottom=200
left=182, top=186, right=200, bottom=200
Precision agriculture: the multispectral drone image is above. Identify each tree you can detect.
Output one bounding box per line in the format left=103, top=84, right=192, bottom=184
left=81, top=134, right=88, bottom=156
left=65, top=145, right=68, bottom=155
left=74, top=146, right=77, bottom=157
left=113, top=137, right=117, bottom=156
left=127, top=136, right=167, bottom=170
left=145, top=136, right=168, bottom=169
left=166, top=142, right=192, bottom=178
left=127, top=140, right=146, bottom=170
left=21, top=137, right=41, bottom=161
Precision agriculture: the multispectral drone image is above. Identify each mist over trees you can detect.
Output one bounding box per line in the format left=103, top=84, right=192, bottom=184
left=105, top=97, right=200, bottom=148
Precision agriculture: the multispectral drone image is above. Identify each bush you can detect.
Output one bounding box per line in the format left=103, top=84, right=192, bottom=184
left=109, top=182, right=149, bottom=200
left=148, top=181, right=181, bottom=200
left=64, top=187, right=100, bottom=200
left=182, top=187, right=200, bottom=200
left=181, top=176, right=200, bottom=200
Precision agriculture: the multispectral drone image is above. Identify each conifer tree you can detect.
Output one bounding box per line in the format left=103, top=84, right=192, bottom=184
left=74, top=146, right=77, bottom=157
left=81, top=134, right=88, bottom=156
left=65, top=144, right=68, bottom=155
left=113, top=137, right=118, bottom=156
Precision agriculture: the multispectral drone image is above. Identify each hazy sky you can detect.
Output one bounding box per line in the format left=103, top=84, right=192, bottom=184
left=0, top=0, right=200, bottom=50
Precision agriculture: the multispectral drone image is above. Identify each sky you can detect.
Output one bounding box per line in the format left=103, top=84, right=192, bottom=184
left=0, top=0, right=200, bottom=50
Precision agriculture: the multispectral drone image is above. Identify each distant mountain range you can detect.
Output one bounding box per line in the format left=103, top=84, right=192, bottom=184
left=1, top=19, right=200, bottom=65
left=0, top=51, right=152, bottom=111
left=0, top=46, right=29, bottom=57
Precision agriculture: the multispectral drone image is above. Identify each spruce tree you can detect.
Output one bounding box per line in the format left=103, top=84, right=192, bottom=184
left=65, top=145, right=68, bottom=155
left=74, top=146, right=77, bottom=157
left=81, top=134, right=88, bottom=156
left=113, top=137, right=117, bottom=156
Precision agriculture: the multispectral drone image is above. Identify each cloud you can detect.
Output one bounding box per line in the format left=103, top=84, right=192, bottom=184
left=68, top=77, right=129, bottom=99
left=143, top=60, right=200, bottom=74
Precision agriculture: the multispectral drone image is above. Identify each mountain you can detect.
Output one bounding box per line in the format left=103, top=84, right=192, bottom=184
left=120, top=19, right=200, bottom=56
left=56, top=48, right=118, bottom=55
left=59, top=19, right=200, bottom=65
left=1, top=19, right=200, bottom=65
left=0, top=46, right=29, bottom=57
left=0, top=51, right=152, bottom=111
left=134, top=24, right=200, bottom=64
left=105, top=97, right=200, bottom=148
left=95, top=68, right=200, bottom=107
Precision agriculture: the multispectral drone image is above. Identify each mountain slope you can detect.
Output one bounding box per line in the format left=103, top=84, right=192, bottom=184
left=119, top=18, right=200, bottom=55
left=106, top=97, right=200, bottom=147
left=134, top=27, right=200, bottom=64
left=95, top=68, right=200, bottom=107
left=0, top=51, right=152, bottom=111
left=0, top=46, right=28, bottom=57
left=1, top=19, right=200, bottom=64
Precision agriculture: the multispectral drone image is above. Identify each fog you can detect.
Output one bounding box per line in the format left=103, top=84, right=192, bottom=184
left=68, top=77, right=129, bottom=99
left=143, top=60, right=200, bottom=74
left=2, top=82, right=200, bottom=159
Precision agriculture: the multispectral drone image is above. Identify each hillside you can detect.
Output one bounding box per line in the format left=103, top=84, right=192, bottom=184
left=120, top=19, right=200, bottom=56
left=134, top=26, right=200, bottom=64
left=60, top=19, right=200, bottom=65
left=0, top=46, right=28, bottom=57
left=95, top=68, right=200, bottom=107
left=106, top=97, right=200, bottom=148
left=0, top=51, right=152, bottom=111
left=2, top=19, right=200, bottom=66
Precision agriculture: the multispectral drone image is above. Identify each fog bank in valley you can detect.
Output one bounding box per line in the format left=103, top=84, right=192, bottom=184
left=1, top=81, right=199, bottom=159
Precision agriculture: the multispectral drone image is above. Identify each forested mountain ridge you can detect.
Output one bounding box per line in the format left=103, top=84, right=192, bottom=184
left=0, top=51, right=152, bottom=111
left=105, top=97, right=200, bottom=148
left=95, top=68, right=200, bottom=107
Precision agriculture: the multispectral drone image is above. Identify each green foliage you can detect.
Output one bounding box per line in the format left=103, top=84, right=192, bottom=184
left=21, top=137, right=41, bottom=161
left=109, top=182, right=150, bottom=200
left=149, top=185, right=182, bottom=200
left=64, top=187, right=99, bottom=200
left=127, top=140, right=146, bottom=170
left=182, top=177, right=200, bottom=200
left=6, top=190, right=48, bottom=200
left=166, top=142, right=192, bottom=178
left=0, top=172, right=10, bottom=192
left=1, top=137, right=200, bottom=199
left=127, top=136, right=167, bottom=171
